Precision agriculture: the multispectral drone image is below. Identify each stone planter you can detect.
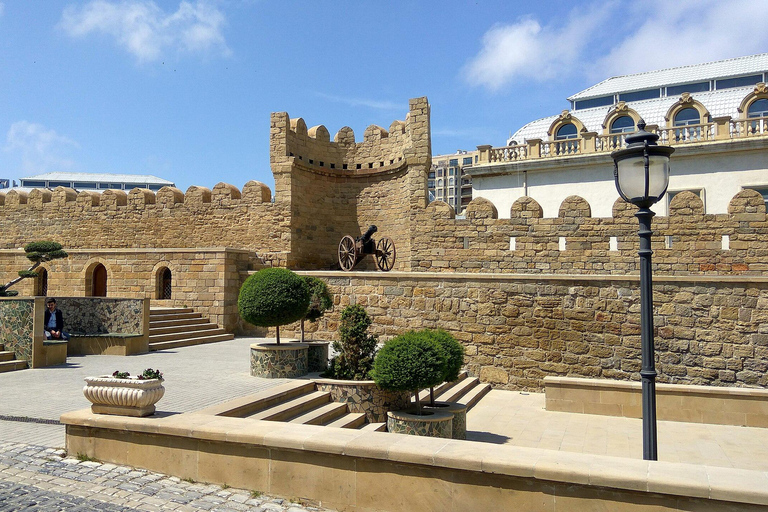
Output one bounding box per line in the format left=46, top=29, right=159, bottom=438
left=423, top=401, right=467, bottom=440
left=387, top=409, right=453, bottom=438
left=250, top=342, right=308, bottom=378
left=315, top=378, right=410, bottom=423
left=83, top=376, right=165, bottom=417
left=290, top=339, right=329, bottom=373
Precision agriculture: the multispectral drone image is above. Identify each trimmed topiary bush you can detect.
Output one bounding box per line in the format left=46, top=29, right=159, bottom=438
left=372, top=330, right=448, bottom=415
left=0, top=240, right=69, bottom=297
left=300, top=276, right=333, bottom=342
left=322, top=304, right=378, bottom=380
left=238, top=268, right=310, bottom=344
left=423, top=329, right=465, bottom=405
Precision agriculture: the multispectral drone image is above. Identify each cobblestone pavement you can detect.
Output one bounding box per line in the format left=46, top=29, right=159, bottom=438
left=0, top=442, right=333, bottom=512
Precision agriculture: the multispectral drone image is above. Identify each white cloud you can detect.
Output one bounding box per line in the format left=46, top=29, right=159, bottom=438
left=59, top=0, right=230, bottom=63
left=464, top=5, right=615, bottom=90
left=315, top=92, right=402, bottom=111
left=4, top=121, right=79, bottom=174
left=595, top=0, right=768, bottom=77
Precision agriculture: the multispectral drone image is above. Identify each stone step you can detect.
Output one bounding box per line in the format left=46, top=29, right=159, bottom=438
left=437, top=376, right=483, bottom=404
left=0, top=351, right=15, bottom=363
left=149, top=322, right=219, bottom=336
left=359, top=422, right=387, bottom=432
left=149, top=312, right=202, bottom=323
left=149, top=317, right=210, bottom=329
left=149, top=327, right=228, bottom=343
left=417, top=371, right=469, bottom=402
left=247, top=391, right=331, bottom=422
left=195, top=381, right=317, bottom=417
left=150, top=307, right=194, bottom=316
left=0, top=360, right=27, bottom=373
left=148, top=333, right=234, bottom=351
left=288, top=401, right=349, bottom=425
left=324, top=412, right=366, bottom=429
left=457, top=382, right=492, bottom=410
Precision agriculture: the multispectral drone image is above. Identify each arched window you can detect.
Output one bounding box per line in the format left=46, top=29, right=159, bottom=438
left=748, top=98, right=768, bottom=118
left=555, top=123, right=578, bottom=140
left=673, top=108, right=701, bottom=126
left=610, top=116, right=636, bottom=134
left=92, top=264, right=107, bottom=297
left=36, top=268, right=48, bottom=297
left=158, top=268, right=172, bottom=300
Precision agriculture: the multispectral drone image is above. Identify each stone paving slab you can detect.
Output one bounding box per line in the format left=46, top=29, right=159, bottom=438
left=0, top=442, right=333, bottom=512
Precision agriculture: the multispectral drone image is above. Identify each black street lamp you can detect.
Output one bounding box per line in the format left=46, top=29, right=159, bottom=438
left=611, top=120, right=674, bottom=461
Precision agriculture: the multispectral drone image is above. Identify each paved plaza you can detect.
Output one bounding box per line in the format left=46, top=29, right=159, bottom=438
left=2, top=336, right=768, bottom=510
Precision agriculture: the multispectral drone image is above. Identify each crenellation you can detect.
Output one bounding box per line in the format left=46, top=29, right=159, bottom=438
left=28, top=188, right=52, bottom=208
left=184, top=185, right=212, bottom=205
left=128, top=188, right=156, bottom=207
left=52, top=187, right=78, bottom=206
left=156, top=186, right=184, bottom=207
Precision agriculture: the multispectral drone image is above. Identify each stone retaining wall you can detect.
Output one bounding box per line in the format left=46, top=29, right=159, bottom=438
left=0, top=298, right=35, bottom=365
left=291, top=272, right=768, bottom=392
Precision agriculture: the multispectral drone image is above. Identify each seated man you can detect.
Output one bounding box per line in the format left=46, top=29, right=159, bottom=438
left=44, top=298, right=69, bottom=341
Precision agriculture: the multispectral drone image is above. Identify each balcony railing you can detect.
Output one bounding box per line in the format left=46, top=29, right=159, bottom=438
left=477, top=115, right=768, bottom=166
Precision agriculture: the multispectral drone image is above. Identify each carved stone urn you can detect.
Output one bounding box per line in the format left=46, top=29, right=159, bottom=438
left=83, top=376, right=165, bottom=417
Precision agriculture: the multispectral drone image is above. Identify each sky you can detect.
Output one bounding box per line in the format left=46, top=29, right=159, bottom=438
left=2, top=0, right=768, bottom=193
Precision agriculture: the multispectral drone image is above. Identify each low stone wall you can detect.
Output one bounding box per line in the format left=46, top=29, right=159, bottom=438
left=250, top=343, right=308, bottom=378
left=62, top=409, right=768, bottom=511
left=0, top=298, right=35, bottom=365
left=545, top=376, right=768, bottom=428
left=293, top=271, right=768, bottom=392
left=314, top=379, right=411, bottom=423
left=67, top=334, right=148, bottom=356
left=387, top=409, right=453, bottom=438
left=59, top=298, right=144, bottom=335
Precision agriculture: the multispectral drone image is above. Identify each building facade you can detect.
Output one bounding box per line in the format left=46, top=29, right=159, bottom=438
left=470, top=53, right=768, bottom=218
left=429, top=150, right=477, bottom=214
left=15, top=172, right=174, bottom=193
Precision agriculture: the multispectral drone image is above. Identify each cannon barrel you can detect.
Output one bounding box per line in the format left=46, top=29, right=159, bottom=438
left=360, top=225, right=378, bottom=243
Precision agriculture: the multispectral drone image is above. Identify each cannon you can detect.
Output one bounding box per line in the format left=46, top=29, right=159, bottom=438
left=338, top=225, right=396, bottom=272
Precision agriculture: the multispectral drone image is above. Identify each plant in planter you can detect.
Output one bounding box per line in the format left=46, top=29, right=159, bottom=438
left=299, top=276, right=333, bottom=342
left=424, top=329, right=464, bottom=406
left=238, top=268, right=310, bottom=344
left=372, top=330, right=448, bottom=415
left=0, top=240, right=68, bottom=296
left=83, top=368, right=165, bottom=417
left=322, top=304, right=378, bottom=380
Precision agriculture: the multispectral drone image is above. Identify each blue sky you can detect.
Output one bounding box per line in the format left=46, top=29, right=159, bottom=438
left=2, top=0, right=768, bottom=192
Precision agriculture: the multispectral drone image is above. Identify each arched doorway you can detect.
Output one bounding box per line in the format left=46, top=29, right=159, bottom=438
left=92, top=264, right=107, bottom=297
left=36, top=268, right=48, bottom=296
left=159, top=268, right=172, bottom=300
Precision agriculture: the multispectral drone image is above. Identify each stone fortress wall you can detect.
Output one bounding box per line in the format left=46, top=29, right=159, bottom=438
left=2, top=96, right=768, bottom=389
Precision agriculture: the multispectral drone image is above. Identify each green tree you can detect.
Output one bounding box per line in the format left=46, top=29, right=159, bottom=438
left=0, top=241, right=68, bottom=297
left=322, top=304, right=378, bottom=380
left=372, top=330, right=448, bottom=415
left=237, top=268, right=310, bottom=344
left=424, top=329, right=465, bottom=405
left=300, top=276, right=333, bottom=342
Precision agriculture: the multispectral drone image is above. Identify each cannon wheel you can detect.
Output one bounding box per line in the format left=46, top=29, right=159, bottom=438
left=375, top=237, right=396, bottom=271
left=338, top=235, right=357, bottom=271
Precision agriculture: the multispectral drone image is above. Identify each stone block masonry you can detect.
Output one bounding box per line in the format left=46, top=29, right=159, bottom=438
left=290, top=272, right=768, bottom=392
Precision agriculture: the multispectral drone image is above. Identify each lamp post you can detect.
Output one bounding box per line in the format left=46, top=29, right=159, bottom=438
left=611, top=120, right=674, bottom=461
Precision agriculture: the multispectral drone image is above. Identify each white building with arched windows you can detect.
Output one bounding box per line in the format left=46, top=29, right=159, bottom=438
left=469, top=53, right=768, bottom=218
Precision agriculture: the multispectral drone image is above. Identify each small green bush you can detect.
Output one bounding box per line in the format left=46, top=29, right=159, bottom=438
left=372, top=330, right=447, bottom=414
left=426, top=329, right=464, bottom=382
left=238, top=268, right=310, bottom=344
left=322, top=304, right=378, bottom=380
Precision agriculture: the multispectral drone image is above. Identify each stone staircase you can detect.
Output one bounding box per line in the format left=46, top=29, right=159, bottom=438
left=0, top=343, right=27, bottom=373
left=149, top=307, right=234, bottom=351
left=206, top=371, right=491, bottom=432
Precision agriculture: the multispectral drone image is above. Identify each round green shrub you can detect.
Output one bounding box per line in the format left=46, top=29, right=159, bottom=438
left=425, top=329, right=464, bottom=382
left=372, top=330, right=447, bottom=393
left=238, top=268, right=310, bottom=329
left=303, top=276, right=333, bottom=323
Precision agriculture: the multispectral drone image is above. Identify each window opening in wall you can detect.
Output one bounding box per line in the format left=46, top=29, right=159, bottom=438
left=748, top=99, right=768, bottom=118
left=92, top=264, right=107, bottom=297
left=574, top=95, right=614, bottom=110
left=722, top=235, right=730, bottom=250
left=509, top=237, right=516, bottom=251
left=559, top=237, right=566, bottom=251
left=36, top=268, right=48, bottom=296
left=667, top=81, right=710, bottom=96
left=609, top=237, right=618, bottom=252
left=665, top=236, right=673, bottom=249
left=619, top=89, right=660, bottom=102
left=356, top=164, right=361, bottom=169
left=368, top=163, right=373, bottom=169
left=309, top=159, right=314, bottom=165
left=716, top=74, right=762, bottom=90
left=673, top=108, right=703, bottom=141
left=330, top=163, right=335, bottom=169
left=380, top=161, right=384, bottom=167
left=555, top=123, right=578, bottom=140
left=610, top=116, right=636, bottom=134
left=319, top=161, right=324, bottom=167
left=160, top=268, right=172, bottom=300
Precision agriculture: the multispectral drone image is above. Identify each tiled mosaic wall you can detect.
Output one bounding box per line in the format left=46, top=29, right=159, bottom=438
left=57, top=298, right=143, bottom=334
left=0, top=299, right=34, bottom=365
